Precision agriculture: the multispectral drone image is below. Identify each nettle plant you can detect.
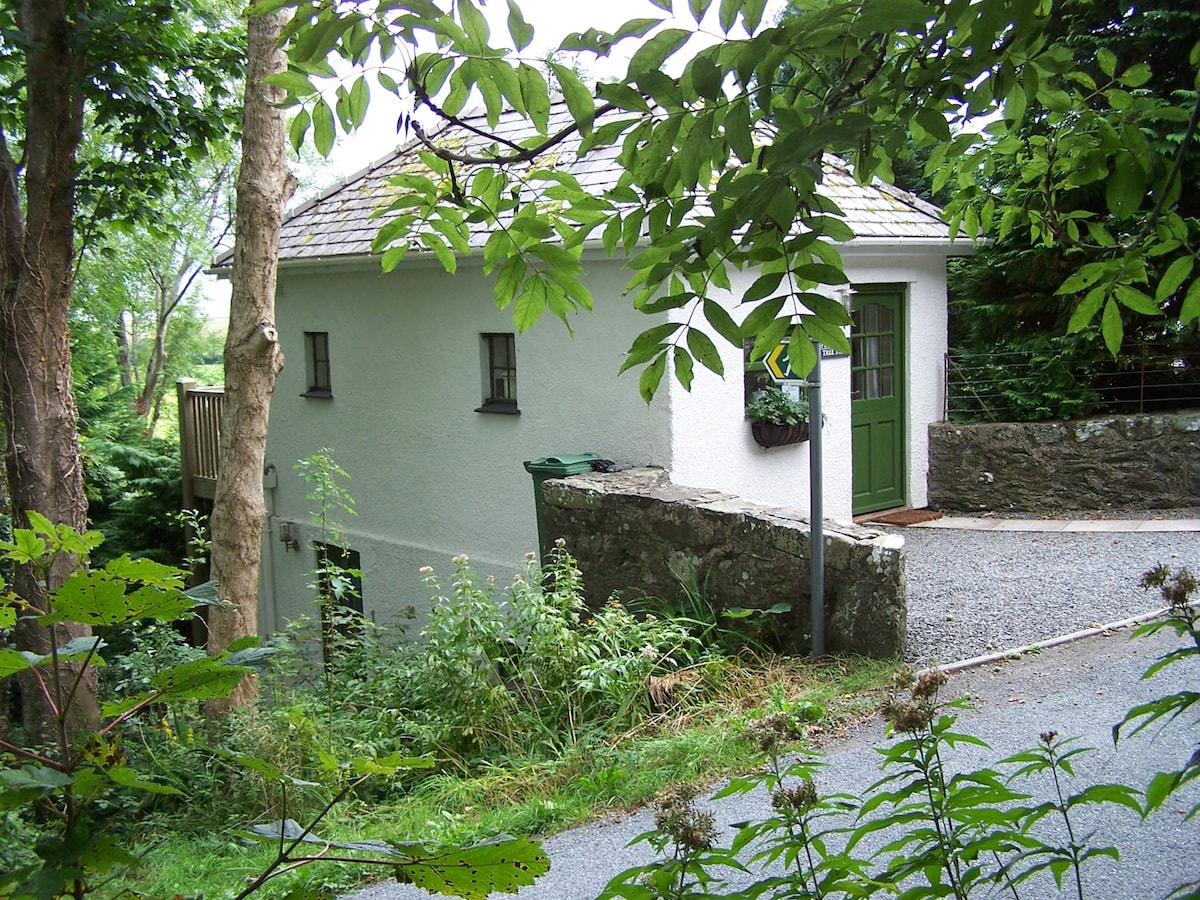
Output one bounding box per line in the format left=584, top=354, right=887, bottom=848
left=600, top=565, right=1200, bottom=900
left=0, top=513, right=547, bottom=900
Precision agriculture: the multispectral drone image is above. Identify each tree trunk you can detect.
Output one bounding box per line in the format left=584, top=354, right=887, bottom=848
left=207, top=7, right=296, bottom=714
left=0, top=0, right=100, bottom=747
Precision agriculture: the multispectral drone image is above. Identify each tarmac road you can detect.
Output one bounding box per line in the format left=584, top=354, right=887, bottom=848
left=350, top=623, right=1200, bottom=900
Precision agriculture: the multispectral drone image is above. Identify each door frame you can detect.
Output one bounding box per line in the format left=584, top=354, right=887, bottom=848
left=851, top=285, right=907, bottom=514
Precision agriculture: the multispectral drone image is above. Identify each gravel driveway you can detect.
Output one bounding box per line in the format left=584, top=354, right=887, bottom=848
left=896, top=524, right=1200, bottom=666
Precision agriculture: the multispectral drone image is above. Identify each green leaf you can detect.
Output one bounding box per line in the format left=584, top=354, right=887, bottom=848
left=1119, top=62, right=1152, bottom=88
left=689, top=55, right=723, bottom=101
left=107, top=766, right=183, bottom=796
left=506, top=0, right=534, bottom=50
left=1181, top=278, right=1200, bottom=324
left=687, top=328, right=724, bottom=376
left=688, top=0, right=713, bottom=23
left=1067, top=286, right=1106, bottom=333
left=858, top=0, right=933, bottom=31
left=1114, top=285, right=1160, bottom=316
left=1156, top=256, right=1195, bottom=302
left=550, top=63, right=595, bottom=135
left=628, top=28, right=691, bottom=79
left=1101, top=297, right=1123, bottom=355
left=703, top=299, right=742, bottom=346
left=0, top=649, right=33, bottom=677
left=512, top=279, right=548, bottom=331
left=43, top=570, right=192, bottom=626
left=312, top=98, right=336, bottom=158
left=288, top=109, right=311, bottom=154
left=639, top=354, right=667, bottom=403
left=786, top=333, right=817, bottom=379
left=673, top=346, right=694, bottom=391
left=793, top=263, right=849, bottom=286
left=1106, top=152, right=1145, bottom=219
left=750, top=317, right=792, bottom=365
left=801, top=316, right=851, bottom=354
left=402, top=837, right=551, bottom=900
left=740, top=298, right=786, bottom=340
left=494, top=256, right=526, bottom=307
left=743, top=271, right=784, bottom=304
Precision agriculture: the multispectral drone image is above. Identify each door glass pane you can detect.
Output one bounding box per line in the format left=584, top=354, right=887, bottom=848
left=866, top=369, right=881, bottom=400
left=879, top=305, right=893, bottom=333
left=865, top=304, right=878, bottom=332
left=865, top=334, right=879, bottom=367
left=881, top=367, right=893, bottom=397
left=880, top=336, right=893, bottom=366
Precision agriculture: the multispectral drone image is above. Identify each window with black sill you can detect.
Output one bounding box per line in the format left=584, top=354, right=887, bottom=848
left=477, top=332, right=518, bottom=414
left=303, top=331, right=332, bottom=398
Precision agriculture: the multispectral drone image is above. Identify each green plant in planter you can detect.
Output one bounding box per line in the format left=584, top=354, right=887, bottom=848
left=746, top=386, right=809, bottom=426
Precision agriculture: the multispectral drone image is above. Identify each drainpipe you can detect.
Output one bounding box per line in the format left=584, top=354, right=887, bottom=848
left=262, top=464, right=280, bottom=637
left=809, top=344, right=825, bottom=657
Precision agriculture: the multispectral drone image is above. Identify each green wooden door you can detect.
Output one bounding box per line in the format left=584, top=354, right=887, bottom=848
left=851, top=289, right=906, bottom=514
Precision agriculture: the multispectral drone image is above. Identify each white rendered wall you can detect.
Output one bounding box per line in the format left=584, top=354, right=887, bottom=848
left=260, top=255, right=672, bottom=633
left=666, top=268, right=855, bottom=523
left=257, top=246, right=950, bottom=634
left=667, top=246, right=951, bottom=523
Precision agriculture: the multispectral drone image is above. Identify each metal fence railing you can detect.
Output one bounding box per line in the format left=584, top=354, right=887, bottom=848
left=945, top=349, right=1200, bottom=423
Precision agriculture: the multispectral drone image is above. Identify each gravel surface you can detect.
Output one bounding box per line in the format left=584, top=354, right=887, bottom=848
left=894, top=524, right=1200, bottom=666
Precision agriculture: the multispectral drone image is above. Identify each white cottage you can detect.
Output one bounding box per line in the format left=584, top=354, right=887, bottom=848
left=207, top=106, right=960, bottom=633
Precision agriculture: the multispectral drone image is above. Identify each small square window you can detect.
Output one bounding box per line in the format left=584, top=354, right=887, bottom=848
left=477, top=333, right=518, bottom=414
left=303, top=331, right=332, bottom=398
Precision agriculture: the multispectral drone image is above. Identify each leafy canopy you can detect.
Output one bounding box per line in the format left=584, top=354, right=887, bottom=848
left=265, top=0, right=1200, bottom=398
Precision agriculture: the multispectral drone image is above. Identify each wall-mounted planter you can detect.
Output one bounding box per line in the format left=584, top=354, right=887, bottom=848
left=751, top=421, right=810, bottom=448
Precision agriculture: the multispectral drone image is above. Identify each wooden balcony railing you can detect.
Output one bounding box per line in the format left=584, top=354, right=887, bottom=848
left=177, top=378, right=223, bottom=507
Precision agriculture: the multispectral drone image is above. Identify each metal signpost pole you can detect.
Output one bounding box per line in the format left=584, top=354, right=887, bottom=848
left=808, top=343, right=825, bottom=657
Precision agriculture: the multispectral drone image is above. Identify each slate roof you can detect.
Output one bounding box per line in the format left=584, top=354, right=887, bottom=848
left=272, top=103, right=951, bottom=265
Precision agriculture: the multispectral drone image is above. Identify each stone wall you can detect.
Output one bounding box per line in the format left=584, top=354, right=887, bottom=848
left=928, top=412, right=1200, bottom=512
left=541, top=467, right=906, bottom=659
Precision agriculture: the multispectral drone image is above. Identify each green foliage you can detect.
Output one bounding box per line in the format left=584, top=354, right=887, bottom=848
left=0, top=516, right=262, bottom=900
left=600, top=611, right=1200, bottom=900
left=745, top=385, right=810, bottom=425
left=405, top=545, right=705, bottom=760
left=272, top=0, right=1200, bottom=403
left=0, top=515, right=548, bottom=900
left=0, top=0, right=245, bottom=235
left=1116, top=565, right=1200, bottom=834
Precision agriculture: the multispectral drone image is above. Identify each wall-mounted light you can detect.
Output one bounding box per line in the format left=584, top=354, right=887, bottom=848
left=279, top=520, right=300, bottom=553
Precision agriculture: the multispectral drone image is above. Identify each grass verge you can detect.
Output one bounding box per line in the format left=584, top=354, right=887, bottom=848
left=125, top=654, right=896, bottom=900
